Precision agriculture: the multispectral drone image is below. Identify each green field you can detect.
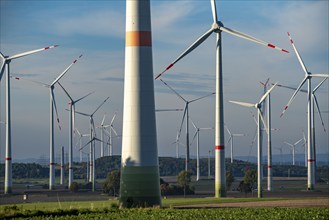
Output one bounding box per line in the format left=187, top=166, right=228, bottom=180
left=0, top=204, right=328, bottom=220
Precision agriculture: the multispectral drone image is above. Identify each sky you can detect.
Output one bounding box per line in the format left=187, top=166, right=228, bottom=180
left=0, top=0, right=328, bottom=164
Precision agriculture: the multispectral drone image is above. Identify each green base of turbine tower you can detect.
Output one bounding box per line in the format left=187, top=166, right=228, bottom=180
left=119, top=166, right=161, bottom=208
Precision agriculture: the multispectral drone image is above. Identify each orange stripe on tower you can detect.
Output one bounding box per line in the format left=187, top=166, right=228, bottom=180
left=126, top=31, right=152, bottom=47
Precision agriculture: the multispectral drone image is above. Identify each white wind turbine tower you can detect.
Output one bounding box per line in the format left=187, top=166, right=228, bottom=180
left=75, top=97, right=109, bottom=192
left=230, top=82, right=278, bottom=198
left=224, top=125, right=245, bottom=164
left=155, top=0, right=288, bottom=197
left=260, top=78, right=274, bottom=191
left=60, top=146, right=64, bottom=185
left=14, top=55, right=82, bottom=190
left=280, top=32, right=329, bottom=191
left=190, top=118, right=214, bottom=181
left=0, top=45, right=58, bottom=194
left=57, top=82, right=93, bottom=189
left=160, top=79, right=214, bottom=171
left=284, top=138, right=303, bottom=166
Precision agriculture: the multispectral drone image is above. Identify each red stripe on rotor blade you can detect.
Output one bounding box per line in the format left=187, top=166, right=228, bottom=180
left=5, top=157, right=12, bottom=161
left=267, top=44, right=275, bottom=49
left=166, top=63, right=174, bottom=71
left=45, top=47, right=50, bottom=50
left=267, top=166, right=272, bottom=168
left=284, top=106, right=288, bottom=111
left=308, top=159, right=316, bottom=162
left=215, top=145, right=224, bottom=150
left=50, top=163, right=55, bottom=165
left=290, top=39, right=293, bottom=44
left=73, top=60, right=77, bottom=63
left=15, top=77, right=20, bottom=80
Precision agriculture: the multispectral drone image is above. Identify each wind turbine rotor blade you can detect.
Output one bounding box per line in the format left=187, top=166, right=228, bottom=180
left=191, top=131, right=198, bottom=146
left=74, top=91, right=95, bottom=104
left=111, top=127, right=119, bottom=136
left=199, top=127, right=214, bottom=130
left=313, top=95, right=326, bottom=132
left=155, top=109, right=184, bottom=112
left=295, top=138, right=303, bottom=146
left=51, top=89, right=61, bottom=130
left=189, top=118, right=197, bottom=130
left=224, top=125, right=231, bottom=136
left=259, top=82, right=278, bottom=104
left=313, top=78, right=327, bottom=93
left=75, top=128, right=81, bottom=136
left=110, top=113, right=117, bottom=125
left=226, top=136, right=232, bottom=144
left=190, top=92, right=215, bottom=103
left=275, top=83, right=307, bottom=93
left=57, top=81, right=73, bottom=101
left=284, top=141, right=293, bottom=147
left=259, top=110, right=269, bottom=134
left=233, top=134, right=245, bottom=137
left=311, top=74, right=329, bottom=78
left=11, top=75, right=50, bottom=87
left=177, top=106, right=188, bottom=139
left=101, top=113, right=107, bottom=126
left=92, top=96, right=110, bottom=116
left=155, top=28, right=214, bottom=79
left=280, top=76, right=308, bottom=117
left=160, top=79, right=186, bottom=102
left=51, top=54, right=83, bottom=86
left=210, top=0, right=218, bottom=23
left=220, top=26, right=289, bottom=53
left=229, top=100, right=254, bottom=108
left=0, top=62, right=5, bottom=80
left=287, top=32, right=308, bottom=74
left=74, top=110, right=90, bottom=117
left=7, top=45, right=59, bottom=60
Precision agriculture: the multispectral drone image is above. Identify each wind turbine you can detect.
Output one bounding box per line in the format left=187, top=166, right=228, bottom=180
left=284, top=138, right=303, bottom=166
left=160, top=78, right=214, bottom=171
left=230, top=82, right=278, bottom=198
left=275, top=146, right=284, bottom=165
left=0, top=45, right=58, bottom=194
left=190, top=118, right=214, bottom=181
left=75, top=96, right=110, bottom=192
left=155, top=0, right=288, bottom=197
left=104, top=114, right=119, bottom=157
left=75, top=128, right=90, bottom=162
left=260, top=78, right=274, bottom=191
left=280, top=32, right=329, bottom=191
left=276, top=80, right=327, bottom=164
left=224, top=125, right=245, bottom=164
left=14, top=54, right=82, bottom=190
left=57, top=81, right=93, bottom=189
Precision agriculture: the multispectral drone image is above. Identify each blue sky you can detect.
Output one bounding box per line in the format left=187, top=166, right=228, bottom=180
left=0, top=0, right=328, bottom=163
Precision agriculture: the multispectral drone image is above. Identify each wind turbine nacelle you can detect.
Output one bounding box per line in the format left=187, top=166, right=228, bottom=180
left=212, top=21, right=223, bottom=33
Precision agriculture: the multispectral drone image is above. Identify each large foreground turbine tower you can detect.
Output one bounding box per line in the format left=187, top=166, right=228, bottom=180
left=119, top=0, right=161, bottom=207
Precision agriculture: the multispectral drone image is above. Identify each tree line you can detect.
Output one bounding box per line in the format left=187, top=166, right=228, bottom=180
left=0, top=156, right=328, bottom=181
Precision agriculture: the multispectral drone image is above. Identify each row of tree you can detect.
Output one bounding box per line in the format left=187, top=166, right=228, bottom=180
left=0, top=156, right=328, bottom=181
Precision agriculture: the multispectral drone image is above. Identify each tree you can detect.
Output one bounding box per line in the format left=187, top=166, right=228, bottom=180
left=177, top=170, right=192, bottom=197
left=103, top=170, right=120, bottom=196
left=226, top=171, right=235, bottom=190
left=69, top=182, right=79, bottom=192
left=244, top=169, right=257, bottom=190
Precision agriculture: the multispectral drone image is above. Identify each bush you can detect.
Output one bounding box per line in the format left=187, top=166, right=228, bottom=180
left=70, top=182, right=79, bottom=192
left=103, top=170, right=120, bottom=196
